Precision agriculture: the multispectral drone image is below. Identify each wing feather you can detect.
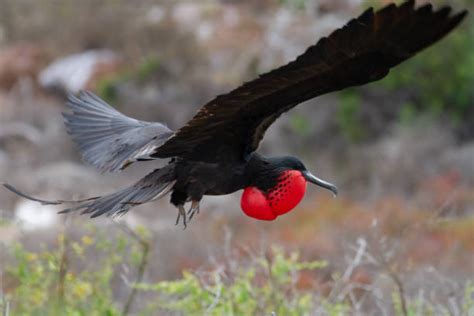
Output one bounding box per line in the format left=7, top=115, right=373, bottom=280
left=152, top=1, right=467, bottom=162
left=64, top=91, right=174, bottom=172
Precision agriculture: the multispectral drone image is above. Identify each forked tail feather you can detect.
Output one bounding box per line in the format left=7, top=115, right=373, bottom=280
left=3, top=164, right=176, bottom=218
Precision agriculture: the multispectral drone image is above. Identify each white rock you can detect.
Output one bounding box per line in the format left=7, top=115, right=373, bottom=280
left=15, top=200, right=59, bottom=231
left=39, top=50, right=118, bottom=93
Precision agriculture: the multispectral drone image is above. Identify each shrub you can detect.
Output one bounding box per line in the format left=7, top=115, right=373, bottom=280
left=136, top=246, right=330, bottom=315
left=3, top=225, right=148, bottom=316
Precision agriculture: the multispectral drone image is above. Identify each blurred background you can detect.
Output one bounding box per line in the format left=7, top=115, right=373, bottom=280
left=0, top=0, right=473, bottom=315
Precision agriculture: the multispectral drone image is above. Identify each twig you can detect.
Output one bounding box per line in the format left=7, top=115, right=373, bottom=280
left=371, top=187, right=463, bottom=316
left=342, top=238, right=367, bottom=282
left=2, top=300, right=9, bottom=316
left=374, top=252, right=408, bottom=316
left=204, top=269, right=223, bottom=315
left=0, top=218, right=5, bottom=316
left=0, top=208, right=7, bottom=316
left=113, top=220, right=150, bottom=316
left=328, top=237, right=367, bottom=303
left=57, top=216, right=71, bottom=309
left=390, top=270, right=408, bottom=316
left=264, top=251, right=279, bottom=309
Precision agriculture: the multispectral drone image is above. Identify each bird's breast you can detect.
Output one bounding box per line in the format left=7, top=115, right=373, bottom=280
left=241, top=170, right=307, bottom=220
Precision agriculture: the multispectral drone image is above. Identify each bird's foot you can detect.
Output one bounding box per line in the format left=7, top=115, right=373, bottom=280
left=187, top=200, right=200, bottom=221
left=175, top=205, right=187, bottom=229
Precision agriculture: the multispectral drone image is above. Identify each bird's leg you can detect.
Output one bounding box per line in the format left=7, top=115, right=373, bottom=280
left=175, top=205, right=187, bottom=229
left=187, top=200, right=200, bottom=221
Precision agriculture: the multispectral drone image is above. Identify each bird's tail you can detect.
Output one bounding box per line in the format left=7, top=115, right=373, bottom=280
left=3, top=164, right=176, bottom=218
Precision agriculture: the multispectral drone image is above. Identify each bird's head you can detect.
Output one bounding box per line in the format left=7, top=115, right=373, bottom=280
left=241, top=155, right=337, bottom=221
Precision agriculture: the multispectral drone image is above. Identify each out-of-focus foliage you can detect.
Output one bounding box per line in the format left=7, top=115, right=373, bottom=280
left=379, top=21, right=474, bottom=121
left=1, top=182, right=473, bottom=315
left=336, top=90, right=365, bottom=141
left=289, top=113, right=313, bottom=136
left=4, top=226, right=147, bottom=316
left=334, top=0, right=474, bottom=142
left=96, top=74, right=125, bottom=105
left=397, top=283, right=474, bottom=316
left=136, top=247, right=330, bottom=315
left=277, top=0, right=308, bottom=11
left=96, top=56, right=162, bottom=104
left=135, top=56, right=161, bottom=83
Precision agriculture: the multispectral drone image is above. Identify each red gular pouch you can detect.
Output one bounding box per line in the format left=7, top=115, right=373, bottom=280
left=240, top=187, right=277, bottom=221
left=241, top=170, right=307, bottom=220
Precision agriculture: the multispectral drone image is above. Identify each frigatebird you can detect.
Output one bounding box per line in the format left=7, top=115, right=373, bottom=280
left=4, top=1, right=467, bottom=227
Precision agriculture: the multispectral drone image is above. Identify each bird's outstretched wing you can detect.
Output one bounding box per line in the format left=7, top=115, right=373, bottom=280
left=64, top=91, right=174, bottom=172
left=152, top=1, right=467, bottom=163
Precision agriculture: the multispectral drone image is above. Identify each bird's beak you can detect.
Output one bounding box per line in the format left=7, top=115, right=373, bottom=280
left=302, top=170, right=338, bottom=197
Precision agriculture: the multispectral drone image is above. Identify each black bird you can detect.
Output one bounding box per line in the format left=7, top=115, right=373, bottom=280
left=5, top=1, right=467, bottom=227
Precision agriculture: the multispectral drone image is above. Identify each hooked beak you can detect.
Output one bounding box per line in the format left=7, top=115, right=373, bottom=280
left=302, top=170, right=338, bottom=197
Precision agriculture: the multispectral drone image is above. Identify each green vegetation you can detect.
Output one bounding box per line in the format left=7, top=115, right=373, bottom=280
left=289, top=113, right=312, bottom=136
left=379, top=22, right=474, bottom=121
left=137, top=247, right=329, bottom=315
left=135, top=56, right=161, bottom=83
left=3, top=225, right=473, bottom=316
left=7, top=235, right=121, bottom=315
left=96, top=56, right=161, bottom=104
left=3, top=231, right=335, bottom=316
left=3, top=225, right=148, bottom=316
left=277, top=0, right=308, bottom=11
left=391, top=282, right=474, bottom=316
left=336, top=90, right=366, bottom=142
left=96, top=75, right=122, bottom=105
left=335, top=1, right=474, bottom=141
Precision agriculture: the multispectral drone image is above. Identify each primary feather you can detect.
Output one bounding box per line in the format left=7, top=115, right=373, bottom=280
left=64, top=91, right=174, bottom=172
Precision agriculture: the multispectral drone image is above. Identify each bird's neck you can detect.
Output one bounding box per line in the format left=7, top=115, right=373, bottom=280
left=244, top=153, right=283, bottom=192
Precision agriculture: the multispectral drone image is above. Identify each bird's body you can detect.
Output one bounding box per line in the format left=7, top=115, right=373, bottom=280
left=172, top=158, right=247, bottom=198
left=4, top=1, right=467, bottom=227
left=171, top=153, right=328, bottom=198
left=133, top=152, right=333, bottom=225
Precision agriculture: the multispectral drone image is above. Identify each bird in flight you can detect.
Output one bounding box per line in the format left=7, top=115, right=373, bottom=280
left=5, top=1, right=467, bottom=228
